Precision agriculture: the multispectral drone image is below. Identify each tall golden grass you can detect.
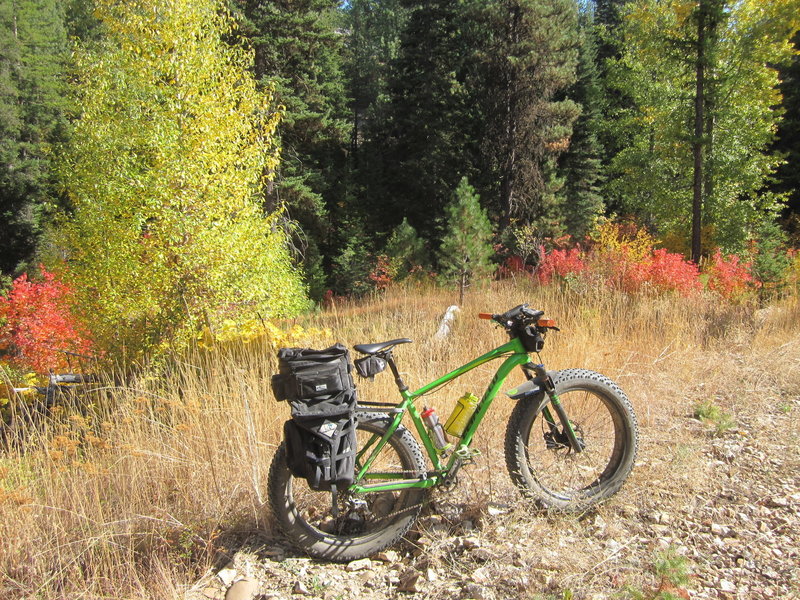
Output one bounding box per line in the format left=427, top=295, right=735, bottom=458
left=1, top=281, right=798, bottom=599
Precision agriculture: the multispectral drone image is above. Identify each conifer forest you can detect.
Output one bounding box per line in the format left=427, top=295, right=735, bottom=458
left=1, top=0, right=800, bottom=361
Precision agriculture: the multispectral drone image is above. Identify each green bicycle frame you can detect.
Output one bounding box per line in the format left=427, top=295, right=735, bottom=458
left=350, top=336, right=533, bottom=494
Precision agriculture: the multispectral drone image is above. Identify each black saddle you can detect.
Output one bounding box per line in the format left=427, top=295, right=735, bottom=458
left=353, top=338, right=412, bottom=355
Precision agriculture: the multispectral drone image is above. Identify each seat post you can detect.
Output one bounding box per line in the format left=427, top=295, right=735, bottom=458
left=382, top=351, right=408, bottom=393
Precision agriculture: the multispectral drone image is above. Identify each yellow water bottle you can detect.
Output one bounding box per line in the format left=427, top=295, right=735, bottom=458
left=444, top=393, right=480, bottom=437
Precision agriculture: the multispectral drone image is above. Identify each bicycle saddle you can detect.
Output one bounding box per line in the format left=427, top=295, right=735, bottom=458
left=353, top=338, right=412, bottom=355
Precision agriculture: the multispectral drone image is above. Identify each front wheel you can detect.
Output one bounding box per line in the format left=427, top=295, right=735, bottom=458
left=268, top=412, right=427, bottom=561
left=505, top=369, right=638, bottom=510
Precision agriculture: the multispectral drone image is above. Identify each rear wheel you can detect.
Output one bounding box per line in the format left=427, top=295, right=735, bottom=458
left=505, top=369, right=638, bottom=510
left=268, top=413, right=426, bottom=561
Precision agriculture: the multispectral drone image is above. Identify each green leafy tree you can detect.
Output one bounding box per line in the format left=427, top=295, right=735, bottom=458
left=52, top=0, right=308, bottom=358
left=607, top=0, right=800, bottom=255
left=0, top=0, right=69, bottom=275
left=439, top=178, right=494, bottom=305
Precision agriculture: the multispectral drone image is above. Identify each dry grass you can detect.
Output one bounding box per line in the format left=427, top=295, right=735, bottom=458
left=1, top=281, right=799, bottom=599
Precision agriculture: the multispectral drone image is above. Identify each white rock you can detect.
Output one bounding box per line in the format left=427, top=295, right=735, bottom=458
left=345, top=558, right=372, bottom=572
left=292, top=580, right=310, bottom=596
left=472, top=567, right=491, bottom=584
left=225, top=579, right=258, bottom=600
left=217, top=568, right=238, bottom=588
left=375, top=550, right=400, bottom=563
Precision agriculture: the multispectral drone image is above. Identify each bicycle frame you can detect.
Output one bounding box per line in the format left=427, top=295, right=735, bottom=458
left=350, top=336, right=532, bottom=494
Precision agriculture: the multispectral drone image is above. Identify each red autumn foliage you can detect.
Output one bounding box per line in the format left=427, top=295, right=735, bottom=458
left=368, top=255, right=394, bottom=291
left=623, top=249, right=703, bottom=295
left=497, top=255, right=535, bottom=278
left=536, top=246, right=587, bottom=284
left=534, top=242, right=703, bottom=296
left=0, top=267, right=93, bottom=373
left=705, top=249, right=755, bottom=299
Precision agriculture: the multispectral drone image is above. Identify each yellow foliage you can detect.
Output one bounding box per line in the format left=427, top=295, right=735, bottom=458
left=198, top=320, right=332, bottom=350
left=51, top=0, right=308, bottom=361
left=591, top=219, right=658, bottom=262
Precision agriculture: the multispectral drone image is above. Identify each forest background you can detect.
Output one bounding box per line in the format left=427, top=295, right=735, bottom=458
left=1, top=0, right=800, bottom=368
left=2, top=2, right=800, bottom=598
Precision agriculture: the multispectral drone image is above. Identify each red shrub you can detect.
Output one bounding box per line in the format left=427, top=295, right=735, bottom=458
left=536, top=247, right=587, bottom=284
left=0, top=267, right=93, bottom=373
left=639, top=249, right=702, bottom=295
left=497, top=255, right=534, bottom=279
left=705, top=249, right=754, bottom=299
left=368, top=255, right=394, bottom=291
left=575, top=247, right=701, bottom=295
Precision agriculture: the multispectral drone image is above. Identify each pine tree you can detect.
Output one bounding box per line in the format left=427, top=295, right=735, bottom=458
left=367, top=0, right=484, bottom=241
left=560, top=17, right=605, bottom=239
left=0, top=0, right=68, bottom=275
left=384, top=217, right=428, bottom=279
left=751, top=219, right=791, bottom=301
left=231, top=0, right=350, bottom=299
left=438, top=178, right=494, bottom=305
left=773, top=31, right=800, bottom=240
left=480, top=0, right=581, bottom=232
left=344, top=0, right=409, bottom=158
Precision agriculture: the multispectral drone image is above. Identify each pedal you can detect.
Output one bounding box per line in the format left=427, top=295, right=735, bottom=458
left=454, top=445, right=481, bottom=460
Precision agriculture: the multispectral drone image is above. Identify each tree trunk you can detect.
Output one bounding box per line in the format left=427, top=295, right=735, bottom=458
left=691, top=1, right=706, bottom=264
left=499, top=2, right=522, bottom=228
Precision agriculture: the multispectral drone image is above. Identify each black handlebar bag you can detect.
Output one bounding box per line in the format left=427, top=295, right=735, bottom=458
left=272, top=344, right=357, bottom=492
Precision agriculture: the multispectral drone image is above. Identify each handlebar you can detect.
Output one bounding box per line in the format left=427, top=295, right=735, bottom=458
left=479, top=304, right=558, bottom=331
left=49, top=373, right=97, bottom=384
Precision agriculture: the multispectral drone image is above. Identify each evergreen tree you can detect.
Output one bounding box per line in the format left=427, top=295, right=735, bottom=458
left=0, top=0, right=69, bottom=275
left=560, top=17, right=605, bottom=239
left=366, top=0, right=484, bottom=241
left=594, top=0, right=628, bottom=61
left=344, top=0, right=409, bottom=159
left=773, top=31, right=800, bottom=240
left=231, top=0, right=350, bottom=299
left=384, top=217, right=428, bottom=279
left=438, top=178, right=494, bottom=305
left=751, top=218, right=791, bottom=301
left=480, top=0, right=580, bottom=232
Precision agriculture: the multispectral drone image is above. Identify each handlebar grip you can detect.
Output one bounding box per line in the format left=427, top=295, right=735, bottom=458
left=478, top=313, right=495, bottom=320
left=52, top=374, right=96, bottom=383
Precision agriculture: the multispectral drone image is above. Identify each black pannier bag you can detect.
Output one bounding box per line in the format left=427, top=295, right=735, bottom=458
left=271, top=343, right=357, bottom=492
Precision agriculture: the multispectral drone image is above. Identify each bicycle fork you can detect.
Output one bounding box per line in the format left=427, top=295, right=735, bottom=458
left=525, top=363, right=584, bottom=454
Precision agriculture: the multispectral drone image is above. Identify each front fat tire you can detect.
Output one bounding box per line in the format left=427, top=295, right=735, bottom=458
left=505, top=369, right=639, bottom=510
left=268, top=413, right=426, bottom=562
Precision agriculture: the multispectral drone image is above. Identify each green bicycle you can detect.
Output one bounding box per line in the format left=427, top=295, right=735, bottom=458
left=268, top=304, right=639, bottom=561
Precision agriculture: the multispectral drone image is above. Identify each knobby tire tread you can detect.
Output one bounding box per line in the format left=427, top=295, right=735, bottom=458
left=504, top=369, right=639, bottom=510
left=268, top=412, right=426, bottom=562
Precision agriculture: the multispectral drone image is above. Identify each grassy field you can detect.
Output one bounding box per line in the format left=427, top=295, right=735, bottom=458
left=1, top=280, right=799, bottom=599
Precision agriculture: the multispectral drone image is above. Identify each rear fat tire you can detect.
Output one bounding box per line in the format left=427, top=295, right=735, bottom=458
left=268, top=413, right=426, bottom=561
left=505, top=369, right=638, bottom=510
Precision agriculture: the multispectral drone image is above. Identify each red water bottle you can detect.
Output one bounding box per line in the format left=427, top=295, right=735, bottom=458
left=421, top=407, right=449, bottom=450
